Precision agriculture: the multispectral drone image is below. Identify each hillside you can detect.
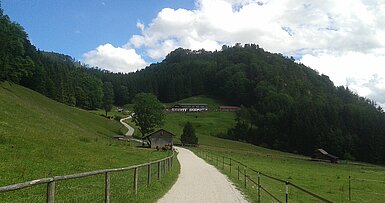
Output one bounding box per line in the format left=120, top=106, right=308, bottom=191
left=0, top=82, right=175, bottom=201
left=103, top=47, right=385, bottom=164
left=156, top=104, right=385, bottom=202
left=1, top=4, right=384, bottom=165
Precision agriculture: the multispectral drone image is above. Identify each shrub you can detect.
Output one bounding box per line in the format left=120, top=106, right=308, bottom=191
left=181, top=122, right=198, bottom=145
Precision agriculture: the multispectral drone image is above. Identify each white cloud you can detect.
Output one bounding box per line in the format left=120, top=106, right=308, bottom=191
left=300, top=50, right=385, bottom=106
left=127, top=0, right=385, bottom=57
left=82, top=44, right=147, bottom=73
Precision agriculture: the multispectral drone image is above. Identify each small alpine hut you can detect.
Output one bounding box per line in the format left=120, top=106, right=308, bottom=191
left=311, top=149, right=339, bottom=163
left=143, top=129, right=174, bottom=150
left=219, top=106, right=241, bottom=112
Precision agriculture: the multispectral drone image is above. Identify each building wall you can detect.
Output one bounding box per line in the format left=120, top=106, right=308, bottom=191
left=150, top=133, right=173, bottom=149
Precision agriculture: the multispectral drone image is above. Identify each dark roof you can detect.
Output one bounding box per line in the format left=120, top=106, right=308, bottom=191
left=314, top=149, right=338, bottom=159
left=142, top=129, right=175, bottom=139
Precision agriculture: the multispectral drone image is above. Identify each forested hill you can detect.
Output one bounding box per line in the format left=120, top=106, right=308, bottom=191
left=99, top=46, right=385, bottom=164
left=1, top=5, right=385, bottom=164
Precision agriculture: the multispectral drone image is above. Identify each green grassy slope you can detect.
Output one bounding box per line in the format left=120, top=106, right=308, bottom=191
left=162, top=96, right=385, bottom=203
left=0, top=82, right=177, bottom=202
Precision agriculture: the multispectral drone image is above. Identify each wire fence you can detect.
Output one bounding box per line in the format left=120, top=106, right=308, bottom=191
left=197, top=150, right=334, bottom=203
left=0, top=151, right=175, bottom=203
left=349, top=176, right=385, bottom=203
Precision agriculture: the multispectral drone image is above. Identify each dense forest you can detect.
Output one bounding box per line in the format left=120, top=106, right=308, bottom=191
left=1, top=5, right=385, bottom=164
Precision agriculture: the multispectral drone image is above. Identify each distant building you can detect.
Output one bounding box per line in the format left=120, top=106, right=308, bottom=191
left=170, top=103, right=208, bottom=112
left=143, top=129, right=174, bottom=150
left=311, top=149, right=339, bottom=163
left=219, top=106, right=241, bottom=112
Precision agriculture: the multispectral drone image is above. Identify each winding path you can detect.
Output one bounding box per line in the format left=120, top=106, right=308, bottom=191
left=120, top=116, right=135, bottom=136
left=157, top=147, right=249, bottom=203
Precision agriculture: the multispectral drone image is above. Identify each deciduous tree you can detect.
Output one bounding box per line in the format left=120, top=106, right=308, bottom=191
left=132, top=93, right=164, bottom=137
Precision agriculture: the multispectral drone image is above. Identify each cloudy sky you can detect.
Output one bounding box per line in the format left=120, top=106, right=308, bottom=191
left=3, top=0, right=385, bottom=106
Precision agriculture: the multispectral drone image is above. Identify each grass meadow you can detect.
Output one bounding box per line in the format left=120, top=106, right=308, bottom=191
left=162, top=96, right=385, bottom=203
left=0, top=82, right=179, bottom=202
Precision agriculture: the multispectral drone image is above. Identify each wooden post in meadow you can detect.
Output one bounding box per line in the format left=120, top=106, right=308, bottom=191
left=157, top=161, right=161, bottom=180
left=244, top=167, right=247, bottom=188
left=133, top=167, right=138, bottom=195
left=147, top=164, right=151, bottom=186
left=104, top=172, right=110, bottom=203
left=46, top=181, right=55, bottom=203
left=229, top=158, right=232, bottom=173
left=257, top=172, right=261, bottom=203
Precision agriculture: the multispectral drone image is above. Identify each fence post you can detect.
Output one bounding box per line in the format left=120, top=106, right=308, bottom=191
left=217, top=156, right=219, bottom=166
left=157, top=161, right=161, bottom=180
left=237, top=165, right=240, bottom=180
left=349, top=176, right=351, bottom=201
left=147, top=164, right=151, bottom=186
left=244, top=167, right=247, bottom=188
left=257, top=172, right=261, bottom=203
left=163, top=160, right=166, bottom=175
left=285, top=181, right=289, bottom=203
left=168, top=158, right=170, bottom=171
left=223, top=156, right=225, bottom=169
left=46, top=181, right=55, bottom=203
left=134, top=167, right=138, bottom=195
left=105, top=172, right=110, bottom=203
left=229, top=158, right=232, bottom=173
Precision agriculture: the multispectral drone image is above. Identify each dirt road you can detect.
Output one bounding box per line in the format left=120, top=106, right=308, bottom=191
left=120, top=116, right=134, bottom=136
left=157, top=147, right=248, bottom=203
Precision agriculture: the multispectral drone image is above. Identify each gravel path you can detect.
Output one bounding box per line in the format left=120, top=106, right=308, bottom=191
left=157, top=147, right=248, bottom=203
left=120, top=116, right=135, bottom=136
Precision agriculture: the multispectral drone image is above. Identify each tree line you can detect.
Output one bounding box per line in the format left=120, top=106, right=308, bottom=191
left=1, top=4, right=384, bottom=164
left=0, top=8, right=114, bottom=111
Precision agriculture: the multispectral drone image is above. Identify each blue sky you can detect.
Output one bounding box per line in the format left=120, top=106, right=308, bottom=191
left=2, top=0, right=385, bottom=107
left=3, top=0, right=195, bottom=60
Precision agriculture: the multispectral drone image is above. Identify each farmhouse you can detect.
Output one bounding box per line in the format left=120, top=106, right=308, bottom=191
left=170, top=103, right=208, bottom=112
left=219, top=106, right=241, bottom=112
left=143, top=129, right=174, bottom=150
left=311, top=149, right=339, bottom=163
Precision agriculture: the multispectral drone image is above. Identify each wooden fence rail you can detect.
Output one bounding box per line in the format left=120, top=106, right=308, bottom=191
left=197, top=150, right=333, bottom=203
left=0, top=151, right=175, bottom=203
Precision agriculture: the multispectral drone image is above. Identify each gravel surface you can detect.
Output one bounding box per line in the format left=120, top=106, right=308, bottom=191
left=120, top=116, right=134, bottom=136
left=157, top=147, right=249, bottom=203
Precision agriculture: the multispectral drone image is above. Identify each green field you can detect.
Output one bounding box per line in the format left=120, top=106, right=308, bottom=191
left=0, top=82, right=179, bottom=202
left=160, top=96, right=385, bottom=203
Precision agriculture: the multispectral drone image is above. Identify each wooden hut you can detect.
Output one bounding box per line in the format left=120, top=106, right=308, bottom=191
left=143, top=129, right=174, bottom=150
left=311, top=149, right=339, bottom=163
left=219, top=106, right=241, bottom=112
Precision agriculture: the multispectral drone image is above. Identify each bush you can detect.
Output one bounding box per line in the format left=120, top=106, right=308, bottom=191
left=181, top=122, right=198, bottom=145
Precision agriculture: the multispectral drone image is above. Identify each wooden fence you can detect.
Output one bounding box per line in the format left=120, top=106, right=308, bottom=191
left=197, top=150, right=333, bottom=203
left=0, top=152, right=175, bottom=203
